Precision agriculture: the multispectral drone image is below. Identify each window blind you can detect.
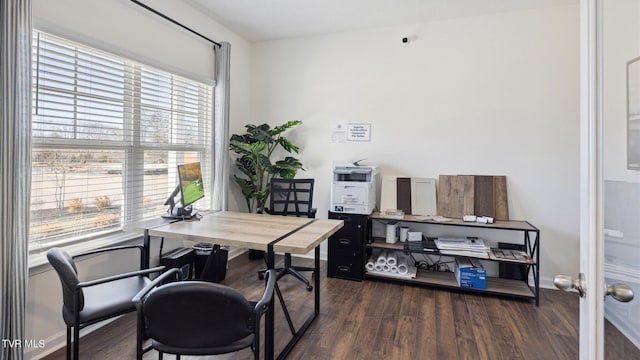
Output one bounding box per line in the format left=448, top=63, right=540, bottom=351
left=30, top=31, right=213, bottom=253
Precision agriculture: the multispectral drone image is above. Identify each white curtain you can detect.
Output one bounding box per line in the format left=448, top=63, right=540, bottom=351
left=1, top=0, right=32, bottom=359
left=213, top=42, right=231, bottom=211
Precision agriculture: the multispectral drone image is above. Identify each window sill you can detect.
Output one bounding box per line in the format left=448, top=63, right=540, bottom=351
left=28, top=231, right=143, bottom=276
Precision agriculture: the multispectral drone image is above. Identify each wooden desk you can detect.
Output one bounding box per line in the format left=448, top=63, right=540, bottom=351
left=147, top=211, right=315, bottom=252
left=143, top=211, right=343, bottom=360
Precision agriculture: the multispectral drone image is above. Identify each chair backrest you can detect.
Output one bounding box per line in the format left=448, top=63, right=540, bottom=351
left=141, top=281, right=255, bottom=348
left=269, top=178, right=315, bottom=218
left=47, top=247, right=84, bottom=323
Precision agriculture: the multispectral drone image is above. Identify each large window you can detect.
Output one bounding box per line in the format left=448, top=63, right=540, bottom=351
left=29, top=31, right=214, bottom=254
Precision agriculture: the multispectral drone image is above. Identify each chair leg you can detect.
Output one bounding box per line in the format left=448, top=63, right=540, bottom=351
left=287, top=268, right=313, bottom=291
left=275, top=254, right=312, bottom=291
left=257, top=269, right=267, bottom=280
left=260, top=253, right=313, bottom=290
left=73, top=324, right=80, bottom=360
left=253, top=316, right=261, bottom=360
left=66, top=326, right=71, bottom=360
left=158, top=351, right=163, bottom=360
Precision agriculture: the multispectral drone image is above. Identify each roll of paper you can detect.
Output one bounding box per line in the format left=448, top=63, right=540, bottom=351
left=382, top=264, right=390, bottom=272
left=376, top=251, right=387, bottom=265
left=365, top=256, right=375, bottom=271
left=397, top=254, right=409, bottom=275
left=390, top=265, right=398, bottom=273
left=374, top=263, right=383, bottom=271
left=386, top=252, right=397, bottom=266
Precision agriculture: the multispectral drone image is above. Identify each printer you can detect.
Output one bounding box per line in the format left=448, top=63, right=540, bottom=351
left=331, top=162, right=379, bottom=214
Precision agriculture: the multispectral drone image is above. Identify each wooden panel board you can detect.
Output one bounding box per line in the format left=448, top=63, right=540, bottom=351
left=410, top=177, right=437, bottom=216
left=379, top=175, right=397, bottom=212
left=493, top=175, right=509, bottom=220
left=474, top=175, right=495, bottom=217
left=437, top=175, right=509, bottom=220
left=396, top=177, right=412, bottom=214
left=437, top=175, right=474, bottom=218
left=460, top=176, right=475, bottom=216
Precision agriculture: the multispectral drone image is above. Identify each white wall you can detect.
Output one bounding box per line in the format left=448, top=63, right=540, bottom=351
left=246, top=5, right=580, bottom=286
left=27, top=1, right=252, bottom=358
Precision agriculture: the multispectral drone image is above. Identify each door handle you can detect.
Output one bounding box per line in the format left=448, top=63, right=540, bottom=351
left=554, top=273, right=634, bottom=302
left=606, top=283, right=634, bottom=302
left=554, top=273, right=586, bottom=298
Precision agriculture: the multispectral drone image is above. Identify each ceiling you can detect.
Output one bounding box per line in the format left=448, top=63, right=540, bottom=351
left=188, top=0, right=575, bottom=42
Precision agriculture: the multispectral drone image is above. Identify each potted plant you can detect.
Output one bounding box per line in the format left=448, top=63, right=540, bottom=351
left=229, top=120, right=304, bottom=213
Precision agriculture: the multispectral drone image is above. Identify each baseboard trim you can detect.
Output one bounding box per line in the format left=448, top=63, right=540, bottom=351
left=26, top=316, right=122, bottom=360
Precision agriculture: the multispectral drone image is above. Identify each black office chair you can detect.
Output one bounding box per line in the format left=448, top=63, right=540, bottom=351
left=258, top=178, right=316, bottom=291
left=133, top=269, right=277, bottom=360
left=47, top=246, right=165, bottom=360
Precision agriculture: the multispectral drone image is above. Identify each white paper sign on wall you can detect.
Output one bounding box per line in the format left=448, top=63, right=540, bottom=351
left=331, top=123, right=347, bottom=144
left=347, top=123, right=371, bottom=141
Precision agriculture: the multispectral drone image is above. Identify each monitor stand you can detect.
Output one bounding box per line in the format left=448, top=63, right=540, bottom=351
left=161, top=205, right=197, bottom=220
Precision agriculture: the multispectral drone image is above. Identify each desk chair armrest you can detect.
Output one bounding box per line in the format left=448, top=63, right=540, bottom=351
left=254, top=269, right=277, bottom=315
left=72, top=244, right=146, bottom=269
left=77, top=266, right=165, bottom=289
left=132, top=268, right=182, bottom=306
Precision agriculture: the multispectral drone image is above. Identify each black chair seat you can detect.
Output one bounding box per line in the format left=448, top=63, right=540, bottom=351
left=152, top=333, right=255, bottom=355
left=66, top=276, right=152, bottom=325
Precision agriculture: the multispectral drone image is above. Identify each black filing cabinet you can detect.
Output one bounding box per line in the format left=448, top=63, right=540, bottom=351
left=327, top=212, right=369, bottom=281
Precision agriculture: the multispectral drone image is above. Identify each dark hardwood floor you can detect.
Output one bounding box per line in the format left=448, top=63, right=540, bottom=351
left=41, top=254, right=640, bottom=360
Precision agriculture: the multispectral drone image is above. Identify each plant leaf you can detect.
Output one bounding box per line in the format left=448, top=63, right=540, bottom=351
left=271, top=120, right=302, bottom=136
left=278, top=138, right=300, bottom=153
left=232, top=176, right=256, bottom=198
left=247, top=124, right=273, bottom=143
left=235, top=156, right=256, bottom=179
left=274, top=156, right=304, bottom=178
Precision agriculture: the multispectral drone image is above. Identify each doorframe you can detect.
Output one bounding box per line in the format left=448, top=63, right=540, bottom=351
left=580, top=0, right=606, bottom=359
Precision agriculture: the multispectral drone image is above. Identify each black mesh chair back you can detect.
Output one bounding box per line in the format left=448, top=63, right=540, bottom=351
left=258, top=178, right=317, bottom=291
left=268, top=178, right=316, bottom=218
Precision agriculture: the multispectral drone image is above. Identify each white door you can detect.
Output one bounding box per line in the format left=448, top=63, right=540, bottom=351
left=556, top=1, right=638, bottom=359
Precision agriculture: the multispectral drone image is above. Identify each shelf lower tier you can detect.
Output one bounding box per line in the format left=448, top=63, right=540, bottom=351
left=367, top=238, right=536, bottom=265
left=365, top=268, right=536, bottom=299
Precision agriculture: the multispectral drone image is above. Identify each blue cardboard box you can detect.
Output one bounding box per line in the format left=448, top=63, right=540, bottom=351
left=454, top=257, right=486, bottom=289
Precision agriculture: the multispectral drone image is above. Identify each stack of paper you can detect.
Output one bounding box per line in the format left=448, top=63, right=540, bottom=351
left=434, top=237, right=490, bottom=258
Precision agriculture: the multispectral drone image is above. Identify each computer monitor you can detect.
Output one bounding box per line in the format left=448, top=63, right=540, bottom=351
left=178, top=162, right=205, bottom=207
left=162, top=162, right=204, bottom=219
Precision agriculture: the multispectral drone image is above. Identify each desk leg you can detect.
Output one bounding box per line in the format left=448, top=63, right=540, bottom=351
left=266, top=246, right=275, bottom=360
left=275, top=245, right=320, bottom=360
left=143, top=229, right=150, bottom=269
left=315, top=245, right=320, bottom=315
